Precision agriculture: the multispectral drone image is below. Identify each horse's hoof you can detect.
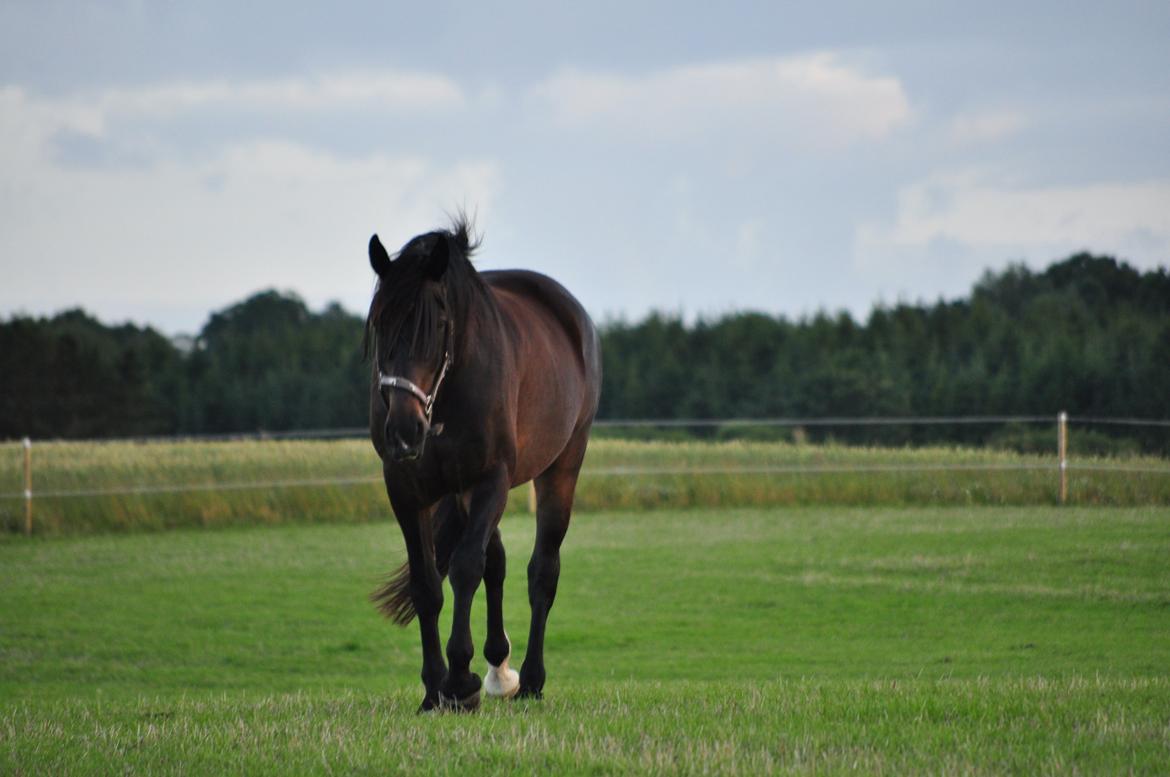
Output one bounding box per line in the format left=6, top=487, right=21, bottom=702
left=437, top=689, right=481, bottom=713
left=438, top=672, right=482, bottom=712
left=484, top=660, right=520, bottom=699
left=417, top=696, right=440, bottom=714
left=514, top=686, right=543, bottom=701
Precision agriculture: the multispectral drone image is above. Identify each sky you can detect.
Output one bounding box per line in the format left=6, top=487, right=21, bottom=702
left=2, top=1, right=1168, bottom=335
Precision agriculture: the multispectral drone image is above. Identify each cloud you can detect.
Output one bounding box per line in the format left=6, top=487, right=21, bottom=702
left=0, top=70, right=467, bottom=170
left=91, top=71, right=466, bottom=120
left=529, top=53, right=911, bottom=149
left=945, top=109, right=1029, bottom=145
left=947, top=110, right=1027, bottom=145
left=0, top=86, right=101, bottom=162
left=855, top=171, right=1170, bottom=271
left=0, top=82, right=498, bottom=331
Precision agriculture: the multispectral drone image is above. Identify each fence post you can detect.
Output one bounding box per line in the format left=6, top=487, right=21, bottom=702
left=23, top=437, right=32, bottom=536
left=1057, top=412, right=1068, bottom=505
left=528, top=481, right=537, bottom=513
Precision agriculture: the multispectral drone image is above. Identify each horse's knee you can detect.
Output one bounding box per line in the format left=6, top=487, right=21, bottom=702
left=448, top=545, right=486, bottom=594
left=409, top=579, right=443, bottom=618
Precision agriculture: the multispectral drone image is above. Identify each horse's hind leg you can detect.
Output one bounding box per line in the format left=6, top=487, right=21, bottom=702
left=518, top=430, right=588, bottom=699
left=482, top=527, right=519, bottom=698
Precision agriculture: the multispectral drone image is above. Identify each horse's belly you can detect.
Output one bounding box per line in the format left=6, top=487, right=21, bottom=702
left=490, top=274, right=598, bottom=487
left=511, top=409, right=579, bottom=485
left=510, top=366, right=587, bottom=486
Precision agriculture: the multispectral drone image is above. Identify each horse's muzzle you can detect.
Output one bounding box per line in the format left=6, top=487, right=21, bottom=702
left=385, top=414, right=428, bottom=463
left=389, top=435, right=423, bottom=463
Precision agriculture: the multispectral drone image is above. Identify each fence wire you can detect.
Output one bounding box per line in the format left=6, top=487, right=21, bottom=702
left=1, top=464, right=1082, bottom=502
left=5, top=412, right=1163, bottom=445
left=595, top=415, right=1055, bottom=428
left=3, top=414, right=1167, bottom=506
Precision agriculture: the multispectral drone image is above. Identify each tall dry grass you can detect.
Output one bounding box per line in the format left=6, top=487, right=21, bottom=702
left=2, top=437, right=1167, bottom=536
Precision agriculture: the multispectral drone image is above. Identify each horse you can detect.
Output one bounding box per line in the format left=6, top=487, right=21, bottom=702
left=364, top=218, right=601, bottom=712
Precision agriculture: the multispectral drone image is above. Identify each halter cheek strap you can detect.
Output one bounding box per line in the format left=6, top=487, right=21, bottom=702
left=378, top=350, right=451, bottom=422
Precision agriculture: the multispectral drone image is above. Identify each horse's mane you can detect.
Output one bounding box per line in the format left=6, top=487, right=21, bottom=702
left=364, top=217, right=486, bottom=365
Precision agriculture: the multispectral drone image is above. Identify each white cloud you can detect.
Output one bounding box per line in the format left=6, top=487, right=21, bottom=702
left=855, top=171, right=1170, bottom=275
left=0, top=86, right=100, bottom=164
left=530, top=53, right=911, bottom=149
left=93, top=71, right=465, bottom=120
left=865, top=173, right=1170, bottom=249
left=0, top=69, right=465, bottom=152
left=733, top=219, right=764, bottom=270
left=0, top=83, right=498, bottom=331
left=947, top=110, right=1027, bottom=145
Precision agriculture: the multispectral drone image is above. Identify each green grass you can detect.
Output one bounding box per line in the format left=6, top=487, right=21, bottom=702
left=2, top=506, right=1169, bottom=773
left=5, top=680, right=1167, bottom=775
left=2, top=438, right=1168, bottom=535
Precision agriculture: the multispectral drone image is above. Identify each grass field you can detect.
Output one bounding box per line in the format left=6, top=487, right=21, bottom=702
left=3, top=437, right=1169, bottom=535
left=2, top=505, right=1169, bottom=773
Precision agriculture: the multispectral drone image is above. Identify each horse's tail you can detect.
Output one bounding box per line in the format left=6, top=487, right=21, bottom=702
left=370, top=562, right=415, bottom=625
left=371, top=495, right=465, bottom=626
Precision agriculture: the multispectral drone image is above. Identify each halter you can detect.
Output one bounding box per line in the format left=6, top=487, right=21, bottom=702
left=377, top=307, right=454, bottom=425
left=378, top=349, right=451, bottom=423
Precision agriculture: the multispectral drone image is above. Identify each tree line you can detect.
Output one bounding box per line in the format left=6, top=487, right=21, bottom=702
left=2, top=253, right=1168, bottom=451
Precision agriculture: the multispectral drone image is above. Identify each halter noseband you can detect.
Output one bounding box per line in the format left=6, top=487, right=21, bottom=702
left=378, top=350, right=451, bottom=422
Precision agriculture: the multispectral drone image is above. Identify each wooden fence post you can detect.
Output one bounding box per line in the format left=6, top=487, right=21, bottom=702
left=23, top=437, right=32, bottom=536
left=1058, top=412, right=1068, bottom=505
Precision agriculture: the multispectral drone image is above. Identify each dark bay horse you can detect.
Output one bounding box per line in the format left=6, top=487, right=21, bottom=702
left=365, top=219, right=601, bottom=712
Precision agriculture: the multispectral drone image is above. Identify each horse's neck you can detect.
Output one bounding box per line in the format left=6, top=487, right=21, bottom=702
left=450, top=293, right=510, bottom=392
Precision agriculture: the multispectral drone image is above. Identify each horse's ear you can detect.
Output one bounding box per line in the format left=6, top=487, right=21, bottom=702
left=369, top=234, right=392, bottom=277
left=424, top=235, right=450, bottom=281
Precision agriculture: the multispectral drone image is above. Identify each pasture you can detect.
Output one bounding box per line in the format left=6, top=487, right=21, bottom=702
left=3, top=504, right=1169, bottom=774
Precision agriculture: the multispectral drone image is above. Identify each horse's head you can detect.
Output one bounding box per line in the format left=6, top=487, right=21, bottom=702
left=366, top=223, right=477, bottom=463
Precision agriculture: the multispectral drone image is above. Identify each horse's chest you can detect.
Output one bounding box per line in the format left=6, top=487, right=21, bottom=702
left=413, top=435, right=499, bottom=495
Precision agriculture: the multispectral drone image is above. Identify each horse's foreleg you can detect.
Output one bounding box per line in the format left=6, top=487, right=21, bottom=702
left=390, top=497, right=446, bottom=712
left=441, top=467, right=510, bottom=710
left=433, top=493, right=470, bottom=579
left=482, top=527, right=519, bottom=698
